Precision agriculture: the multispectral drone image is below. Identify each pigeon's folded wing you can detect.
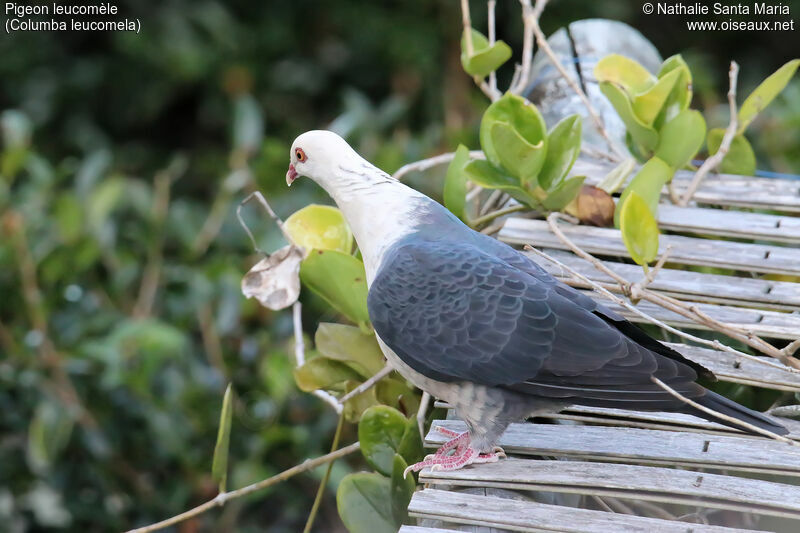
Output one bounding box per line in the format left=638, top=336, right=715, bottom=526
left=368, top=239, right=705, bottom=408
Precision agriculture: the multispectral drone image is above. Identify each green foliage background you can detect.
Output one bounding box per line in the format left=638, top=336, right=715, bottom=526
left=1, top=1, right=798, bottom=531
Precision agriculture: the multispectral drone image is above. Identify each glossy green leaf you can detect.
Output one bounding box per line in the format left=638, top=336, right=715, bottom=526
left=343, top=379, right=380, bottom=422
left=540, top=175, right=586, bottom=211
left=596, top=157, right=636, bottom=194
left=633, top=68, right=681, bottom=126
left=707, top=129, right=757, bottom=176
left=390, top=454, right=415, bottom=524
left=460, top=29, right=512, bottom=78
left=285, top=204, right=353, bottom=253
left=479, top=94, right=547, bottom=171
left=594, top=54, right=656, bottom=95
left=738, top=59, right=799, bottom=132
left=443, top=144, right=471, bottom=221
left=337, top=473, right=396, bottom=533
left=655, top=109, right=706, bottom=170
left=293, top=357, right=362, bottom=392
left=463, top=160, right=539, bottom=208
left=599, top=82, right=659, bottom=153
left=538, top=115, right=582, bottom=190
left=490, top=122, right=546, bottom=184
left=620, top=191, right=659, bottom=266
left=614, top=156, right=672, bottom=228
left=212, top=384, right=234, bottom=493
left=358, top=405, right=407, bottom=476
left=376, top=377, right=420, bottom=416
left=315, top=323, right=385, bottom=378
left=657, top=54, right=693, bottom=121
left=397, top=416, right=424, bottom=466
left=300, top=249, right=369, bottom=327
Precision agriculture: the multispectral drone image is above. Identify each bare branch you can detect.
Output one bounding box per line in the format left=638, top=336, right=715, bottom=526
left=487, top=0, right=498, bottom=95
left=393, top=150, right=485, bottom=181
left=237, top=191, right=296, bottom=254
left=679, top=61, right=740, bottom=206
left=470, top=204, right=527, bottom=228
left=126, top=442, right=361, bottom=533
left=417, top=391, right=431, bottom=439
left=543, top=213, right=800, bottom=369
left=293, top=302, right=343, bottom=413
left=459, top=0, right=499, bottom=100
left=651, top=377, right=797, bottom=446
left=338, top=365, right=393, bottom=404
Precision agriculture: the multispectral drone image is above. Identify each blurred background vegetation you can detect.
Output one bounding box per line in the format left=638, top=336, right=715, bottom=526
left=1, top=1, right=798, bottom=531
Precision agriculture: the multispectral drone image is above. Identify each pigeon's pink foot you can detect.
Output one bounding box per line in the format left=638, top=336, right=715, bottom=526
left=403, top=426, right=506, bottom=478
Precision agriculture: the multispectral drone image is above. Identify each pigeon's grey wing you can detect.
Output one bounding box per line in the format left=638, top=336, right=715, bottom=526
left=368, top=239, right=704, bottom=408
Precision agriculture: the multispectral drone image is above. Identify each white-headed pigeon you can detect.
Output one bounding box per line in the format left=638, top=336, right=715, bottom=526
left=286, top=130, right=788, bottom=474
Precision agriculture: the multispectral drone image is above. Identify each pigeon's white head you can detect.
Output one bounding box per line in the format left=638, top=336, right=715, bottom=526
left=286, top=130, right=375, bottom=190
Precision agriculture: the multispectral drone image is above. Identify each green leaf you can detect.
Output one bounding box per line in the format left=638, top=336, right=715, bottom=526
left=443, top=144, right=471, bottom=221
left=538, top=115, right=582, bottom=190
left=285, top=204, right=353, bottom=253
left=337, top=473, right=397, bottom=533
left=463, top=160, right=539, bottom=208
left=594, top=54, right=656, bottom=95
left=707, top=129, right=756, bottom=176
left=293, top=357, right=362, bottom=392
left=358, top=405, right=407, bottom=476
left=343, top=379, right=380, bottom=422
left=27, top=401, right=74, bottom=473
left=397, top=416, right=424, bottom=466
left=620, top=191, right=659, bottom=266
left=597, top=157, right=636, bottom=194
left=657, top=54, right=693, bottom=121
left=300, top=250, right=370, bottom=327
left=390, top=454, right=415, bottom=525
left=480, top=94, right=547, bottom=171
left=655, top=109, right=706, bottom=170
left=614, top=156, right=673, bottom=228
left=460, top=29, right=512, bottom=78
left=315, top=323, right=385, bottom=378
left=376, top=377, right=420, bottom=416
left=738, top=59, right=800, bottom=132
left=632, top=68, right=681, bottom=126
left=489, top=122, right=546, bottom=184
left=599, top=82, right=659, bottom=153
left=540, top=175, right=586, bottom=211
left=212, top=384, right=234, bottom=493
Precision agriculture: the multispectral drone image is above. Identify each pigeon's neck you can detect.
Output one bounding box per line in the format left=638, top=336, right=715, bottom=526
left=325, top=164, right=431, bottom=284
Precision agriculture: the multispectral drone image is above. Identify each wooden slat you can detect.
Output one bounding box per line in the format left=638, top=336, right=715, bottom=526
left=399, top=527, right=461, bottom=533
left=424, top=421, right=800, bottom=477
left=409, top=489, right=754, bottom=533
left=498, top=218, right=800, bottom=276
left=575, top=158, right=800, bottom=213
left=526, top=248, right=800, bottom=311
left=593, top=293, right=800, bottom=340
left=657, top=204, right=800, bottom=245
left=420, top=458, right=800, bottom=519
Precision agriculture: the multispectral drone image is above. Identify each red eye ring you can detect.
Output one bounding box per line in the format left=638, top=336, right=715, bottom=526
left=295, top=148, right=307, bottom=162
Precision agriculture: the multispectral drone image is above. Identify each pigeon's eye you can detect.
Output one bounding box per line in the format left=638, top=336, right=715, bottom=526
left=295, top=148, right=307, bottom=162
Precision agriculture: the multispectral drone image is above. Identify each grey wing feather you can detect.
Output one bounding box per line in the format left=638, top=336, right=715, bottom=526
left=368, top=238, right=707, bottom=408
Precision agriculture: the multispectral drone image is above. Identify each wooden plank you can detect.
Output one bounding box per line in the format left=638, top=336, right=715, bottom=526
left=657, top=204, right=800, bottom=245
left=575, top=158, right=800, bottom=213
left=592, top=293, right=800, bottom=340
left=399, top=527, right=462, bottom=533
left=526, top=248, right=800, bottom=311
left=498, top=218, right=800, bottom=276
left=419, top=458, right=800, bottom=520
left=424, top=421, right=800, bottom=477
left=409, top=489, right=754, bottom=533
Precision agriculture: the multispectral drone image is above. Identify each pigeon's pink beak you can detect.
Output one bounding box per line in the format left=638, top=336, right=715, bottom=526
left=286, top=164, right=298, bottom=186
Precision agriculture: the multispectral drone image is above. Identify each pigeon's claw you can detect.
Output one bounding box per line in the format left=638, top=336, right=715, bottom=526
left=403, top=430, right=506, bottom=478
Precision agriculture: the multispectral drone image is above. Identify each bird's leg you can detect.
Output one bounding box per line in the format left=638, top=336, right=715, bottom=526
left=403, top=427, right=506, bottom=478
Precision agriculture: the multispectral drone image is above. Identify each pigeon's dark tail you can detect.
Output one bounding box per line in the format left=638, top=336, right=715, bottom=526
left=687, top=390, right=789, bottom=436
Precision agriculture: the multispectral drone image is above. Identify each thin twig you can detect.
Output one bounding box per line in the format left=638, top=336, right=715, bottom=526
left=293, top=302, right=343, bottom=413
left=237, top=191, right=296, bottom=254
left=782, top=339, right=800, bottom=358
left=523, top=244, right=793, bottom=373
left=487, top=0, right=498, bottom=95
left=544, top=213, right=800, bottom=369
left=517, top=0, right=626, bottom=160
left=459, top=0, right=498, bottom=100
left=470, top=204, right=527, bottom=228
left=417, top=391, right=431, bottom=440
left=338, top=365, right=393, bottom=405
left=630, top=245, right=672, bottom=299
left=393, top=150, right=485, bottom=181
left=126, top=442, right=361, bottom=533
left=303, top=412, right=345, bottom=533
left=651, top=377, right=797, bottom=446
left=679, top=61, right=739, bottom=206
